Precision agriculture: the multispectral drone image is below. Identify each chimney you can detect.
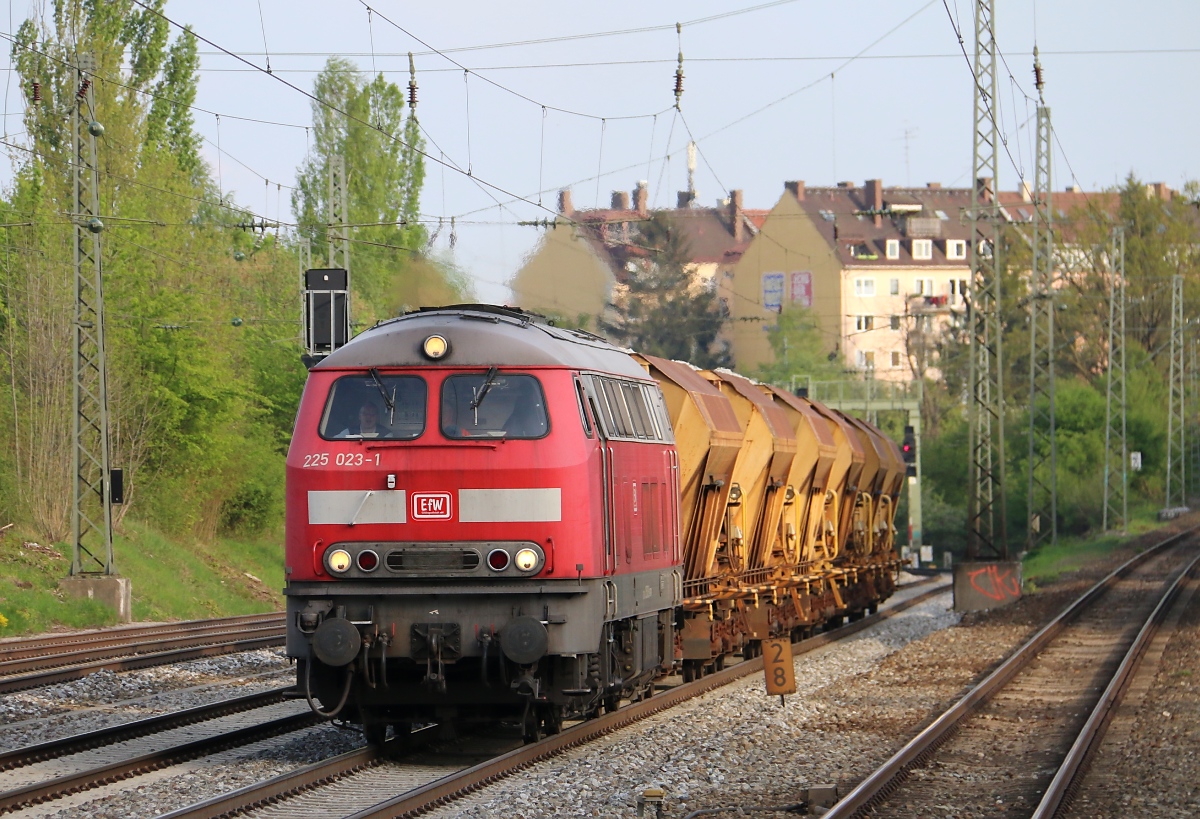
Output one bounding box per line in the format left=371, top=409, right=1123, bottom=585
left=729, top=189, right=745, bottom=242
left=1150, top=182, right=1171, bottom=200
left=1021, top=180, right=1033, bottom=203
left=677, top=191, right=694, bottom=208
left=926, top=182, right=942, bottom=190
left=784, top=180, right=806, bottom=201
left=612, top=191, right=630, bottom=210
left=558, top=189, right=574, bottom=215
left=865, top=179, right=883, bottom=226
left=975, top=176, right=994, bottom=203
left=634, top=181, right=649, bottom=215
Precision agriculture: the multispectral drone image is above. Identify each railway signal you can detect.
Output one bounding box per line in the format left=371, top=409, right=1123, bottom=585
left=902, top=425, right=917, bottom=477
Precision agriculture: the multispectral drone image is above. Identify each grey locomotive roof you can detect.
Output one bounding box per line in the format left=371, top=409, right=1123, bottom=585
left=316, top=305, right=650, bottom=380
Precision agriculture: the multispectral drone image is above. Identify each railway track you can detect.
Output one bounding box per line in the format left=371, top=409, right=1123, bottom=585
left=823, top=528, right=1200, bottom=818
left=0, top=613, right=286, bottom=694
left=0, top=687, right=316, bottom=814
left=158, top=578, right=950, bottom=819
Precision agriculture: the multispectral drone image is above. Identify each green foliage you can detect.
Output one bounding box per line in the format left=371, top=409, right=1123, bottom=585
left=918, top=172, right=1199, bottom=542
left=600, top=213, right=730, bottom=368
left=292, top=59, right=465, bottom=321
left=753, top=306, right=846, bottom=385
left=0, top=522, right=282, bottom=634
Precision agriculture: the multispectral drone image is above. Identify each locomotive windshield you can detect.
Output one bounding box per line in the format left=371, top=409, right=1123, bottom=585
left=320, top=374, right=427, bottom=439
left=441, top=373, right=549, bottom=439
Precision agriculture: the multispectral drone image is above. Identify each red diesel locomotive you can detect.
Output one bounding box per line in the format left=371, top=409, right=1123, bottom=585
left=286, top=304, right=902, bottom=743
left=286, top=305, right=681, bottom=740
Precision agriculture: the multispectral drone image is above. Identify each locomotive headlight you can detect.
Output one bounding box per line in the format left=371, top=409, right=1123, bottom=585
left=422, top=334, right=449, bottom=360
left=327, top=548, right=352, bottom=573
left=514, top=548, right=539, bottom=572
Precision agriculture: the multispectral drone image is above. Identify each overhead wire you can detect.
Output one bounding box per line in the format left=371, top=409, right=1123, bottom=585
left=353, top=1, right=671, bottom=123
left=126, top=0, right=566, bottom=222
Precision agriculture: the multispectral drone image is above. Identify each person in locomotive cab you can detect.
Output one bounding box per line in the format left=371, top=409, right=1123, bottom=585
left=337, top=401, right=390, bottom=438
left=442, top=374, right=547, bottom=438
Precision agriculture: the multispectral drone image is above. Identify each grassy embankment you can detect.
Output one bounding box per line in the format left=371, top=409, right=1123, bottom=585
left=0, top=520, right=283, bottom=635
left=1021, top=503, right=1175, bottom=589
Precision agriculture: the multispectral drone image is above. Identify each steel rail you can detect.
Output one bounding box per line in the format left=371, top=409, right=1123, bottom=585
left=163, top=579, right=949, bottom=819
left=0, top=633, right=285, bottom=695
left=0, top=613, right=284, bottom=660
left=0, top=711, right=319, bottom=813
left=1031, top=550, right=1200, bottom=818
left=822, top=526, right=1197, bottom=819
left=0, top=687, right=292, bottom=773
left=0, top=623, right=284, bottom=673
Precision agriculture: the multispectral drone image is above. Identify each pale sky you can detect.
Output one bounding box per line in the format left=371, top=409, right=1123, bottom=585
left=4, top=1, right=1197, bottom=303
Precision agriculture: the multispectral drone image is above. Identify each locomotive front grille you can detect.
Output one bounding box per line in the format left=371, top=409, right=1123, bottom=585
left=386, top=548, right=481, bottom=572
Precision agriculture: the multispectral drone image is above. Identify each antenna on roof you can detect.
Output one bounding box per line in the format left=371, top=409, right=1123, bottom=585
left=686, top=141, right=697, bottom=205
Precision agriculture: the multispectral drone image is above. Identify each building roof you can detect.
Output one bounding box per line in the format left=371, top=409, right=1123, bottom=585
left=557, top=185, right=759, bottom=278
left=793, top=183, right=974, bottom=268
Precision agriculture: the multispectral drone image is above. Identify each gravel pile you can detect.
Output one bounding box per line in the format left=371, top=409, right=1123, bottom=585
left=1, top=648, right=294, bottom=750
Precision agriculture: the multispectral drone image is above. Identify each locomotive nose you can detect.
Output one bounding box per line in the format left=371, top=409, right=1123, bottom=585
left=499, top=616, right=549, bottom=665
left=312, top=617, right=362, bottom=667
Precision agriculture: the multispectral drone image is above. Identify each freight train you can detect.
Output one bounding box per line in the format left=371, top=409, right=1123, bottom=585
left=284, top=304, right=904, bottom=743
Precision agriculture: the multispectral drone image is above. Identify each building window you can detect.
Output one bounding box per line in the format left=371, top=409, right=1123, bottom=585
left=886, top=239, right=900, bottom=260
left=912, top=239, right=933, bottom=260
left=950, top=279, right=969, bottom=304
left=914, top=277, right=935, bottom=296
left=891, top=351, right=903, bottom=368
left=855, top=315, right=874, bottom=331
left=889, top=278, right=900, bottom=295
left=890, top=315, right=901, bottom=331
left=947, top=239, right=967, bottom=260
left=854, top=278, right=876, bottom=297
left=856, top=350, right=875, bottom=370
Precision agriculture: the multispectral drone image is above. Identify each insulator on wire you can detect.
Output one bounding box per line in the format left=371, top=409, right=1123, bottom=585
left=408, top=53, right=418, bottom=109
left=673, top=22, right=684, bottom=109
left=76, top=78, right=91, bottom=100
left=1032, top=45, right=1045, bottom=95
left=30, top=81, right=41, bottom=103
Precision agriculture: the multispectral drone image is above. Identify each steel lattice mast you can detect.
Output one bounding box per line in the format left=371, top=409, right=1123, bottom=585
left=1166, top=274, right=1186, bottom=508
left=70, top=56, right=115, bottom=576
left=966, top=0, right=1008, bottom=560
left=1025, top=58, right=1056, bottom=549
left=328, top=154, right=350, bottom=275
left=1102, top=228, right=1127, bottom=532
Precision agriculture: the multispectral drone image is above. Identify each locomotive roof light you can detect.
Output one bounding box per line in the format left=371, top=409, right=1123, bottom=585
left=728, top=483, right=743, bottom=503
left=327, top=548, right=352, bottom=573
left=514, top=547, right=539, bottom=572
left=422, top=334, right=449, bottom=360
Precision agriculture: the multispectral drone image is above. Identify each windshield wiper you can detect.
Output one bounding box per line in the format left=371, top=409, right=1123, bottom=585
left=368, top=368, right=397, bottom=424
left=470, top=366, right=499, bottom=410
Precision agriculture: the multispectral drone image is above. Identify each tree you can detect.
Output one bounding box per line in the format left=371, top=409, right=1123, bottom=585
left=292, top=60, right=465, bottom=322
left=753, top=306, right=845, bottom=386
left=600, top=213, right=729, bottom=368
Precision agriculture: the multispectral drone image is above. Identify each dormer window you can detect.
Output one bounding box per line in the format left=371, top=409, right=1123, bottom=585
left=947, top=239, right=967, bottom=260
left=886, top=239, right=900, bottom=260
left=911, top=239, right=933, bottom=260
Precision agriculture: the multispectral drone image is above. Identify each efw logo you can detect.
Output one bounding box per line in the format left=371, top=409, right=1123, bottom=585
left=411, top=492, right=452, bottom=520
